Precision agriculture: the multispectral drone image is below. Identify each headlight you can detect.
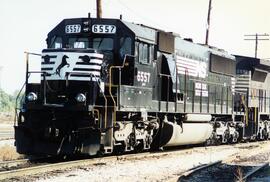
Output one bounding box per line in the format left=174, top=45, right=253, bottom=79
left=26, top=92, right=37, bottom=101
left=75, top=93, right=86, bottom=103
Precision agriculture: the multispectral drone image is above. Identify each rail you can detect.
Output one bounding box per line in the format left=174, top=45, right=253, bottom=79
left=14, top=82, right=26, bottom=126
left=0, top=157, right=51, bottom=169
left=0, top=157, right=115, bottom=181
left=0, top=150, right=159, bottom=181
left=180, top=160, right=222, bottom=177
left=157, top=57, right=188, bottom=113
left=15, top=51, right=109, bottom=129
left=241, top=94, right=249, bottom=126
left=0, top=159, right=29, bottom=169
left=14, top=52, right=41, bottom=126
left=1, top=141, right=268, bottom=181
left=176, top=161, right=269, bottom=182
left=241, top=162, right=269, bottom=181
left=0, top=144, right=234, bottom=180
left=24, top=52, right=42, bottom=86
left=172, top=141, right=270, bottom=182
left=158, top=72, right=184, bottom=113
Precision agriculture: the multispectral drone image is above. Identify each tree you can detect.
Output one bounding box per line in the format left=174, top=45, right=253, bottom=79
left=0, top=89, right=16, bottom=112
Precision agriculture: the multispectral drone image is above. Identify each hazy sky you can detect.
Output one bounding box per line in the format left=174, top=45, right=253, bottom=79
left=0, top=0, right=270, bottom=94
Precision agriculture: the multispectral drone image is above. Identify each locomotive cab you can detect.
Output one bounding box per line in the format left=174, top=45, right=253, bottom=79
left=24, top=17, right=136, bottom=110
left=39, top=18, right=136, bottom=108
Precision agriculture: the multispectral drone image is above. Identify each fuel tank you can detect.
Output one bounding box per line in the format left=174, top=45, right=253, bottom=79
left=159, top=115, right=213, bottom=147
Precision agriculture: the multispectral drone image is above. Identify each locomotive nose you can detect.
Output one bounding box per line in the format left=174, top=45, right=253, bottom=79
left=39, top=49, right=104, bottom=109
left=41, top=49, right=103, bottom=81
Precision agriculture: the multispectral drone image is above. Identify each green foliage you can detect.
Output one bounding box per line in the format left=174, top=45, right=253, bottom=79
left=0, top=89, right=19, bottom=112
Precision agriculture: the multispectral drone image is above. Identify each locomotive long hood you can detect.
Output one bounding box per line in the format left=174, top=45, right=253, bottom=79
left=235, top=55, right=270, bottom=82
left=235, top=55, right=270, bottom=72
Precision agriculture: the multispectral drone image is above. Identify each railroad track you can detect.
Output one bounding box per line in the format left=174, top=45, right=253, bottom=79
left=240, top=163, right=269, bottom=181
left=171, top=142, right=270, bottom=182
left=0, top=156, right=117, bottom=181
left=0, top=141, right=269, bottom=181
left=0, top=157, right=53, bottom=171
left=0, top=159, right=29, bottom=170
left=178, top=161, right=269, bottom=182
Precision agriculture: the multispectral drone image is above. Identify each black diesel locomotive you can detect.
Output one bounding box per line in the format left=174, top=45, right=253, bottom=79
left=15, top=16, right=270, bottom=156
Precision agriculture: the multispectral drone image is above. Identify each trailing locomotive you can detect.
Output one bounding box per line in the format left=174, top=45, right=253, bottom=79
left=14, top=16, right=270, bottom=156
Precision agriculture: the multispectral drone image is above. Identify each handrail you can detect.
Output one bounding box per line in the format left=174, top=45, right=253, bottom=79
left=66, top=72, right=108, bottom=129
left=159, top=60, right=191, bottom=113
left=15, top=52, right=42, bottom=126
left=24, top=52, right=42, bottom=56
left=175, top=70, right=178, bottom=112
left=241, top=95, right=249, bottom=126
left=26, top=71, right=49, bottom=105
left=109, top=54, right=135, bottom=126
left=158, top=73, right=170, bottom=112
left=159, top=73, right=171, bottom=77
left=93, top=109, right=100, bottom=128
left=14, top=82, right=26, bottom=126
left=24, top=52, right=42, bottom=85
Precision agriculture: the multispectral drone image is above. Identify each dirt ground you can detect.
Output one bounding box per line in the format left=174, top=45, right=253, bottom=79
left=0, top=113, right=14, bottom=124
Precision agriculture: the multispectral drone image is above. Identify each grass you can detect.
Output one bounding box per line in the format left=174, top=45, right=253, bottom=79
left=0, top=144, right=22, bottom=161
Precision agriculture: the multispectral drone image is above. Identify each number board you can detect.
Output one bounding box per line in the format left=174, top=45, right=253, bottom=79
left=137, top=71, right=151, bottom=83
left=65, top=24, right=81, bottom=34
left=92, top=24, right=116, bottom=34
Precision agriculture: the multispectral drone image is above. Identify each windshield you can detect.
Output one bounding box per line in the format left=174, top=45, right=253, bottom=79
left=93, top=38, right=113, bottom=51
left=68, top=38, right=89, bottom=48
left=51, top=37, right=114, bottom=51
left=48, top=36, right=115, bottom=51
left=49, top=36, right=62, bottom=48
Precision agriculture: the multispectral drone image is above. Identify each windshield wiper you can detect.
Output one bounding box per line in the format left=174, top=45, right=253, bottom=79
left=97, top=38, right=104, bottom=50
left=49, top=36, right=56, bottom=48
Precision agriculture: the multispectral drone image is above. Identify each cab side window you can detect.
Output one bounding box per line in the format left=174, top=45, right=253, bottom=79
left=149, top=45, right=154, bottom=61
left=139, top=43, right=146, bottom=64
left=136, top=42, right=154, bottom=64
left=119, top=37, right=132, bottom=58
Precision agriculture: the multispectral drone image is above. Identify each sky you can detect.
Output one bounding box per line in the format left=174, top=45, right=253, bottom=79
left=0, top=0, right=270, bottom=94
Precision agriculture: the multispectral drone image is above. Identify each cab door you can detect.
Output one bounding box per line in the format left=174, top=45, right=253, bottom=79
left=133, top=42, right=155, bottom=109
left=119, top=41, right=155, bottom=109
left=134, top=42, right=155, bottom=88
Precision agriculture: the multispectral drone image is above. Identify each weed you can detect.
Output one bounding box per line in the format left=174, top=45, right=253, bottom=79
left=0, top=144, right=21, bottom=161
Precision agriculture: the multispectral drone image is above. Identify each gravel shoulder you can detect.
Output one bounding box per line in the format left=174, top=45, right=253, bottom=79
left=0, top=139, right=14, bottom=148
left=25, top=141, right=270, bottom=182
left=0, top=124, right=14, bottom=140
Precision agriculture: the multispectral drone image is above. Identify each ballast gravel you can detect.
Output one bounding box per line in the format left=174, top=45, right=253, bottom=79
left=33, top=142, right=270, bottom=182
